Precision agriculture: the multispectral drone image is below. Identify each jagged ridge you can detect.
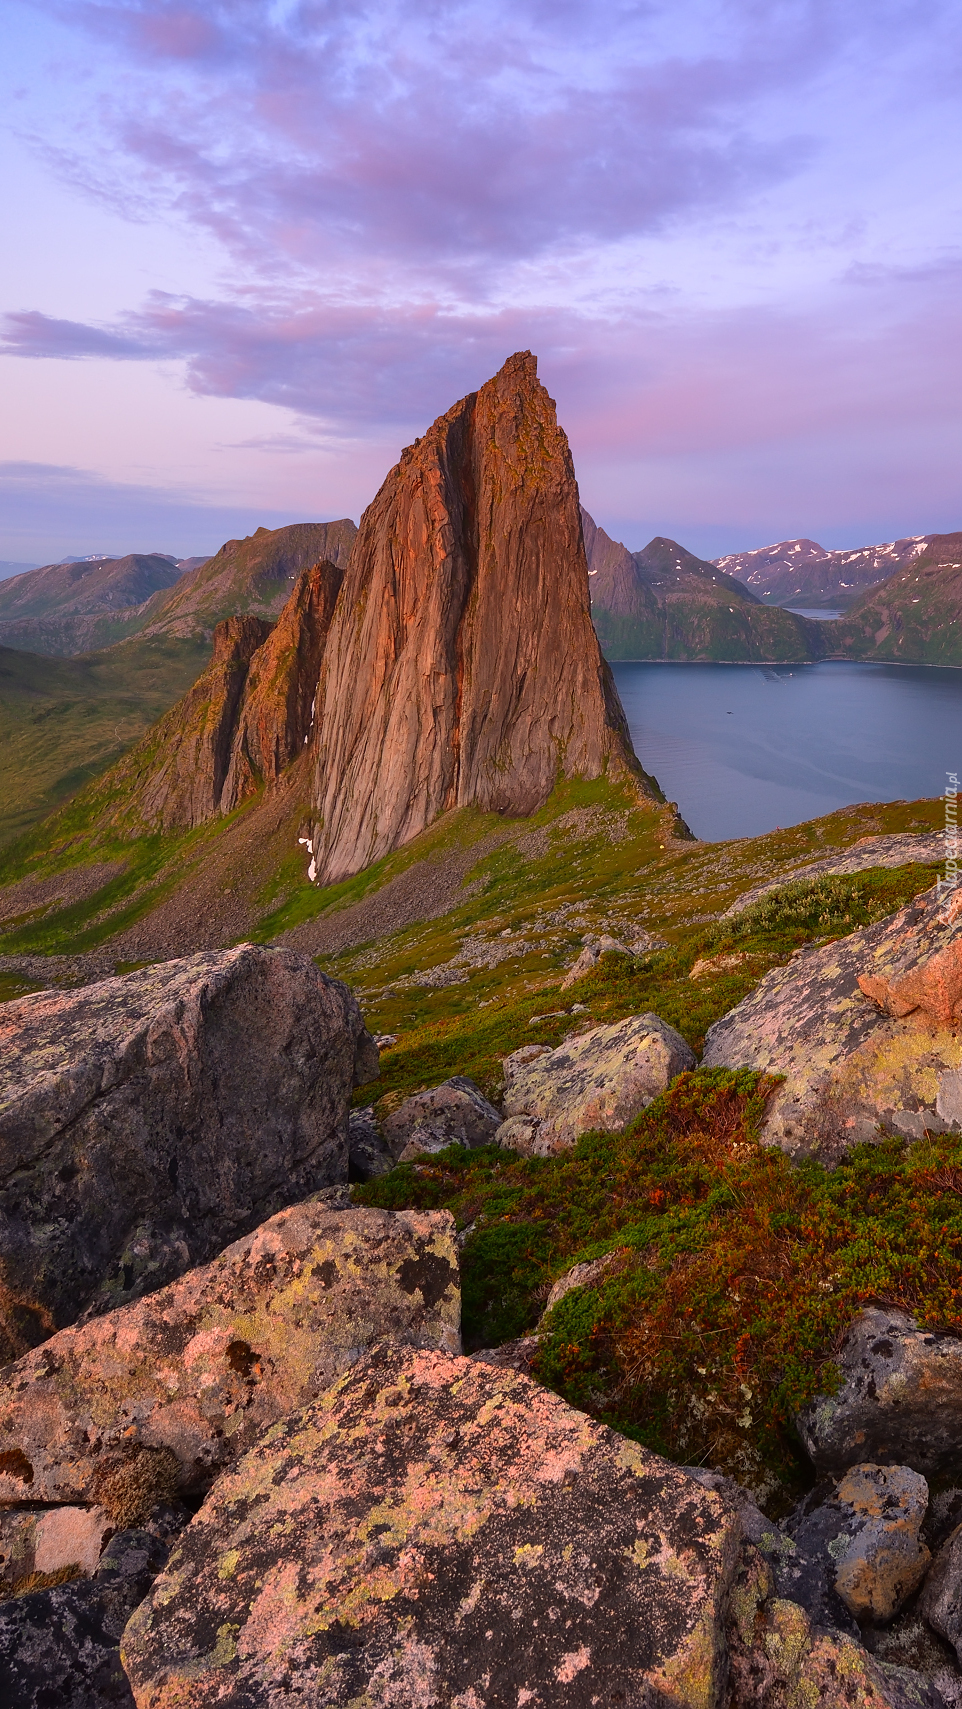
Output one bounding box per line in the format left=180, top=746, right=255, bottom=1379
left=307, top=352, right=646, bottom=885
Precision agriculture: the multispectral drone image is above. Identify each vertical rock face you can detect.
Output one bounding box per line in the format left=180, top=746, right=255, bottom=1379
left=220, top=558, right=344, bottom=812
left=119, top=615, right=271, bottom=831
left=309, top=352, right=642, bottom=884
left=109, top=561, right=343, bottom=830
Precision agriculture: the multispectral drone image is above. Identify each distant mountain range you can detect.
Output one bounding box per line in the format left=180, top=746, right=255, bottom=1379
left=0, top=524, right=356, bottom=656
left=584, top=512, right=962, bottom=666
left=713, top=535, right=936, bottom=610
left=583, top=510, right=819, bottom=663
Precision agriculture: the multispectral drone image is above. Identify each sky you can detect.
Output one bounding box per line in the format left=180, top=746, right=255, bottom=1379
left=1, top=0, right=961, bottom=566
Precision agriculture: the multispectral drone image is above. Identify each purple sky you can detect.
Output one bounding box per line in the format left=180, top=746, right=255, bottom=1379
left=2, top=0, right=961, bottom=564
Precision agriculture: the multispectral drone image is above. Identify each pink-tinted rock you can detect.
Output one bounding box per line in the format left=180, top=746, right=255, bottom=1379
left=0, top=945, right=374, bottom=1361
left=703, top=888, right=962, bottom=1161
left=220, top=559, right=344, bottom=814
left=0, top=1204, right=459, bottom=1514
left=308, top=352, right=647, bottom=885
left=121, top=1344, right=741, bottom=1708
left=858, top=889, right=962, bottom=1027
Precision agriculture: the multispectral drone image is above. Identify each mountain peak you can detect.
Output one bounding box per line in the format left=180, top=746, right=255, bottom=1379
left=307, top=356, right=644, bottom=884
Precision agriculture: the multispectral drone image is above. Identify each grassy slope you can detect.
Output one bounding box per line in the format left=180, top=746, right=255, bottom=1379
left=0, top=635, right=211, bottom=847
left=0, top=741, right=950, bottom=1504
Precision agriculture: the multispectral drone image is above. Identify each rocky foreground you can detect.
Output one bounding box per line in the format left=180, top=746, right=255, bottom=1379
left=0, top=873, right=960, bottom=1706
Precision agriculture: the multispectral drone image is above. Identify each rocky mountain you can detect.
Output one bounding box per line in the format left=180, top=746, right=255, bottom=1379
left=0, top=553, right=185, bottom=620
left=139, top=520, right=356, bottom=641
left=307, top=353, right=644, bottom=885
left=105, top=559, right=344, bottom=831
left=831, top=532, right=962, bottom=665
left=714, top=534, right=937, bottom=609
left=0, top=524, right=354, bottom=657
left=583, top=513, right=822, bottom=662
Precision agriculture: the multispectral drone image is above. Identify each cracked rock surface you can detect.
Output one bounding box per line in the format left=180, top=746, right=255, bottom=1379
left=0, top=946, right=376, bottom=1364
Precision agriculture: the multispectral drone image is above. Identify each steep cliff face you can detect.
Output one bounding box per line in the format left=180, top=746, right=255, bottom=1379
left=221, top=559, right=344, bottom=812
left=308, top=352, right=641, bottom=884
left=110, top=561, right=343, bottom=830
left=112, top=615, right=272, bottom=830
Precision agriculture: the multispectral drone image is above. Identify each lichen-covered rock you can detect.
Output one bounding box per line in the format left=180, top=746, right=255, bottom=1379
left=858, top=889, right=962, bottom=1027
left=0, top=946, right=376, bottom=1362
left=383, top=1075, right=503, bottom=1160
left=703, top=889, right=962, bottom=1161
left=0, top=1204, right=460, bottom=1525
left=121, top=1344, right=742, bottom=1708
left=496, top=1014, right=695, bottom=1155
left=0, top=1527, right=168, bottom=1709
left=922, top=1523, right=962, bottom=1667
left=308, top=351, right=646, bottom=885
left=727, top=1545, right=945, bottom=1708
left=780, top=1465, right=930, bottom=1627
left=797, top=1309, right=962, bottom=1477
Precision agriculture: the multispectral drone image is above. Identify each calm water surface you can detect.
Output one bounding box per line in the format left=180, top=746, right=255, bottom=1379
left=610, top=661, right=962, bottom=841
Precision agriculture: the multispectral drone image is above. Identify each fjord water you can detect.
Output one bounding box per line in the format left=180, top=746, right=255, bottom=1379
left=611, top=661, right=962, bottom=841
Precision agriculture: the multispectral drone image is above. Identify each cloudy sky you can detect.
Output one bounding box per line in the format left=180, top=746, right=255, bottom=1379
left=2, top=0, right=960, bottom=564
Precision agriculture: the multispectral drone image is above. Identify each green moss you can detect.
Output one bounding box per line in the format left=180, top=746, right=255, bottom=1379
left=357, top=1066, right=962, bottom=1505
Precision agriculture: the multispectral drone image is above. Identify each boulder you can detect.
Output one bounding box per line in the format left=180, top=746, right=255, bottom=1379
left=347, top=1107, right=396, bottom=1180
left=0, top=1204, right=460, bottom=1536
left=382, top=1076, right=503, bottom=1160
left=858, top=889, right=962, bottom=1027
left=0, top=1504, right=115, bottom=1594
left=0, top=1528, right=168, bottom=1709
left=496, top=1014, right=695, bottom=1156
left=121, top=1344, right=742, bottom=1708
left=561, top=932, right=668, bottom=990
left=703, top=889, right=962, bottom=1161
left=780, top=1465, right=930, bottom=1627
left=538, top=1251, right=625, bottom=1324
left=727, top=1548, right=946, bottom=1708
left=922, top=1524, right=962, bottom=1666
left=0, top=945, right=376, bottom=1362
left=797, top=1309, right=962, bottom=1477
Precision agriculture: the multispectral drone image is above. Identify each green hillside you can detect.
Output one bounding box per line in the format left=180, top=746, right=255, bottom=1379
left=827, top=533, right=962, bottom=664
left=0, top=634, right=211, bottom=846
left=589, top=533, right=823, bottom=661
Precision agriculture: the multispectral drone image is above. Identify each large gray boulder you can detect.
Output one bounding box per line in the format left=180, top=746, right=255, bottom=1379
left=495, top=1013, right=695, bottom=1155
left=922, top=1524, right=962, bottom=1668
left=382, top=1075, right=503, bottom=1160
left=121, top=1344, right=742, bottom=1708
left=797, top=1309, right=962, bottom=1477
left=0, top=945, right=376, bottom=1362
left=703, top=888, right=962, bottom=1162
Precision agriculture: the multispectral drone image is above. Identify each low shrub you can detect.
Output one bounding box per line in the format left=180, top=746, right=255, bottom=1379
left=357, top=1066, right=962, bottom=1505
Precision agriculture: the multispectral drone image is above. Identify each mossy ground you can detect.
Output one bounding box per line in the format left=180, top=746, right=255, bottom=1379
left=0, top=755, right=950, bottom=1508
left=357, top=1068, right=962, bottom=1508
